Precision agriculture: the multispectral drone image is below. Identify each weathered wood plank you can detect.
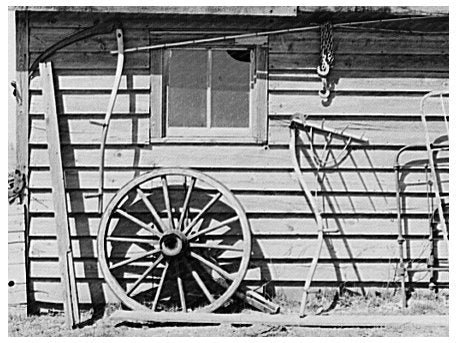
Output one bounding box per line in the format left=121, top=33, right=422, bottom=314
left=23, top=6, right=298, bottom=16
left=8, top=204, right=27, bottom=233
left=28, top=260, right=448, bottom=283
left=29, top=216, right=435, bottom=237
left=30, top=93, right=150, bottom=114
left=28, top=168, right=449, bottom=194
left=29, top=52, right=149, bottom=70
left=109, top=311, right=449, bottom=327
left=12, top=11, right=28, bottom=308
left=30, top=117, right=150, bottom=144
left=269, top=53, right=449, bottom=71
left=28, top=236, right=448, bottom=260
left=29, top=145, right=449, bottom=170
left=269, top=30, right=449, bottom=55
left=40, top=62, right=80, bottom=327
left=8, top=283, right=27, bottom=305
left=15, top=11, right=29, bottom=179
left=30, top=74, right=150, bottom=90
left=28, top=189, right=446, bottom=216
left=269, top=76, right=449, bottom=93
left=7, top=226, right=27, bottom=305
left=269, top=93, right=449, bottom=115
left=269, top=118, right=449, bottom=146
left=8, top=263, right=27, bottom=285
left=27, top=11, right=304, bottom=30
left=28, top=279, right=447, bottom=305
left=29, top=28, right=149, bottom=53
left=30, top=280, right=117, bottom=304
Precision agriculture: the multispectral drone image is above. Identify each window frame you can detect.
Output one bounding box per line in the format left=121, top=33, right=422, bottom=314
left=150, top=40, right=268, bottom=144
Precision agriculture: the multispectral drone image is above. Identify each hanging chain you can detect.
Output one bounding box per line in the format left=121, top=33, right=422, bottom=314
left=317, top=22, right=335, bottom=100
left=320, top=22, right=335, bottom=69
left=317, top=22, right=335, bottom=101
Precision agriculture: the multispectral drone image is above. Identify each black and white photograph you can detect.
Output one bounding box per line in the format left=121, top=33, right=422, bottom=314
left=6, top=4, right=451, bottom=338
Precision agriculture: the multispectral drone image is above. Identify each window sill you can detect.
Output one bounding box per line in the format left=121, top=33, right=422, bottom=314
left=150, top=135, right=266, bottom=145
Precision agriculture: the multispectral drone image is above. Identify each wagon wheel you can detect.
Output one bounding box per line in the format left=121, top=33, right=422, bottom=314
left=97, top=168, right=251, bottom=312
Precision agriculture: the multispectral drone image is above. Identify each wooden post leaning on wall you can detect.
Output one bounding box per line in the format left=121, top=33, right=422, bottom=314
left=39, top=62, right=81, bottom=329
left=11, top=10, right=29, bottom=315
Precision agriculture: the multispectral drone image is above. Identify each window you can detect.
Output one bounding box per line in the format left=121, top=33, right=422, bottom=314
left=150, top=42, right=268, bottom=143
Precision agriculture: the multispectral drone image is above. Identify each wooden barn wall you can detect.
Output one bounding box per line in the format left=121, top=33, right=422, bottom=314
left=24, top=11, right=449, bottom=307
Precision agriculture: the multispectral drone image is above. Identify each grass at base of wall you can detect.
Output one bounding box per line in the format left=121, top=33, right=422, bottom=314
left=272, top=287, right=449, bottom=315
left=9, top=288, right=448, bottom=337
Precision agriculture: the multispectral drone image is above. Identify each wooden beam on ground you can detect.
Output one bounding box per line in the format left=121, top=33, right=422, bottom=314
left=110, top=311, right=449, bottom=328
left=39, top=62, right=80, bottom=329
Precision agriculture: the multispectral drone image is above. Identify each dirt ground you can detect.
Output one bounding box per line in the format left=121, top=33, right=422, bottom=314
left=8, top=290, right=449, bottom=337
left=7, top=314, right=449, bottom=337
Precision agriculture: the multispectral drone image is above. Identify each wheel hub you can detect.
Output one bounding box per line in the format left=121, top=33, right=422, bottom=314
left=160, top=230, right=188, bottom=257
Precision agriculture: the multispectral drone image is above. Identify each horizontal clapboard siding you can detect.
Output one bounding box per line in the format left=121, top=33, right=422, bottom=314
left=25, top=12, right=449, bottom=306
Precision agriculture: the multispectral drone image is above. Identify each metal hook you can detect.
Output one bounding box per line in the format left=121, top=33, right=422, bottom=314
left=317, top=60, right=330, bottom=78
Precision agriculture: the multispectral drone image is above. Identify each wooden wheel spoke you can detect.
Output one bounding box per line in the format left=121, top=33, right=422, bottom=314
left=137, top=188, right=167, bottom=233
left=109, top=248, right=160, bottom=270
left=182, top=193, right=222, bottom=236
left=177, top=177, right=196, bottom=232
left=152, top=261, right=169, bottom=311
left=115, top=209, right=161, bottom=237
left=190, top=251, right=235, bottom=281
left=188, top=216, right=239, bottom=241
left=184, top=260, right=214, bottom=304
left=98, top=168, right=251, bottom=313
left=175, top=260, right=187, bottom=312
left=127, top=255, right=164, bottom=296
left=107, top=236, right=157, bottom=245
left=161, top=176, right=175, bottom=230
left=189, top=242, right=244, bottom=252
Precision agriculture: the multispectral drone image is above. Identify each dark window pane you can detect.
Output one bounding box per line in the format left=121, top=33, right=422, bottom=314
left=211, top=50, right=250, bottom=128
left=168, top=49, right=207, bottom=127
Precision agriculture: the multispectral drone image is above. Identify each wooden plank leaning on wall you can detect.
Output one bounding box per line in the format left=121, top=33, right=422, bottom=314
left=9, top=10, right=29, bottom=315
left=40, top=62, right=81, bottom=329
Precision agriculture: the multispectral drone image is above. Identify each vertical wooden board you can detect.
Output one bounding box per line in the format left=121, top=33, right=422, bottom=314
left=40, top=62, right=80, bottom=327
left=15, top=11, right=29, bottom=175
